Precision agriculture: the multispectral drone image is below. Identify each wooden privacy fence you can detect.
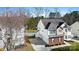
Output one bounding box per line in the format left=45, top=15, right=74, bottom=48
left=49, top=36, right=64, bottom=46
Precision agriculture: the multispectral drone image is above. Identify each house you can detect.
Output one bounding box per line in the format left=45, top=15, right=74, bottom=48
left=35, top=19, right=72, bottom=46
left=70, top=21, right=79, bottom=38
left=57, top=22, right=72, bottom=40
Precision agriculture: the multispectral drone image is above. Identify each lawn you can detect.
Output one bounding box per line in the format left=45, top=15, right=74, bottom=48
left=51, top=41, right=79, bottom=51
left=0, top=48, right=4, bottom=51
left=26, top=30, right=38, bottom=33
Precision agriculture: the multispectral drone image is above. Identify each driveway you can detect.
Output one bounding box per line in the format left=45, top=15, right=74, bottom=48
left=29, top=38, right=47, bottom=45
left=29, top=38, right=51, bottom=51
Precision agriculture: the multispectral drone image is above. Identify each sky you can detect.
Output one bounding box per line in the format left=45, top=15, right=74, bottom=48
left=0, top=7, right=79, bottom=16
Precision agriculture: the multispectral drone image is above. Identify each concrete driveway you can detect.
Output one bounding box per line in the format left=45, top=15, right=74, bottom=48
left=29, top=38, right=51, bottom=51
left=29, top=38, right=47, bottom=45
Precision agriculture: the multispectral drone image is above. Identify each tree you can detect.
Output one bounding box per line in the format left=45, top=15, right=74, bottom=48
left=49, top=8, right=61, bottom=19
left=49, top=12, right=61, bottom=19
left=49, top=12, right=56, bottom=19
left=63, top=11, right=79, bottom=25
left=0, top=8, right=26, bottom=50
left=43, top=8, right=49, bottom=18
left=27, top=18, right=38, bottom=30
left=33, top=7, right=43, bottom=19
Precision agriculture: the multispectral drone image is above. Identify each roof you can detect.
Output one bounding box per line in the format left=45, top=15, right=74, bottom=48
left=70, top=21, right=79, bottom=35
left=57, top=22, right=64, bottom=28
left=48, top=23, right=58, bottom=30
left=40, top=19, right=64, bottom=30
left=70, top=21, right=79, bottom=27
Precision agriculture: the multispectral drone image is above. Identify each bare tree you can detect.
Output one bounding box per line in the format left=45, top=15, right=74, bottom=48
left=54, top=8, right=61, bottom=18
left=33, top=7, right=43, bottom=19
left=0, top=8, right=26, bottom=51
left=43, top=8, right=49, bottom=18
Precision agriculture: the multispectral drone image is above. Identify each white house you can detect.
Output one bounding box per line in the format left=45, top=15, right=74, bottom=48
left=35, top=19, right=72, bottom=45
left=57, top=22, right=72, bottom=40
left=70, top=21, right=79, bottom=38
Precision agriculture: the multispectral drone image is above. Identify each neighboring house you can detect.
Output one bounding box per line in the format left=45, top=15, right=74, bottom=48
left=57, top=22, right=72, bottom=40
left=35, top=19, right=72, bottom=45
left=70, top=21, right=79, bottom=38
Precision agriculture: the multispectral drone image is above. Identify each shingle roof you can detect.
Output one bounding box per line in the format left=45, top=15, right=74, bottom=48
left=40, top=19, right=64, bottom=30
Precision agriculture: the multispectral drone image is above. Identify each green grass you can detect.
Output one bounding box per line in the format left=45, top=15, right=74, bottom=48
left=69, top=42, right=79, bottom=51
left=51, top=41, right=79, bottom=51
left=0, top=48, right=4, bottom=51
left=26, top=30, right=38, bottom=33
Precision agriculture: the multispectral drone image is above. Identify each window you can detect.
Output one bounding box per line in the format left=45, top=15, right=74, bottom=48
left=49, top=30, right=55, bottom=34
left=68, top=35, right=71, bottom=38
left=65, top=29, right=67, bottom=32
left=65, top=35, right=67, bottom=39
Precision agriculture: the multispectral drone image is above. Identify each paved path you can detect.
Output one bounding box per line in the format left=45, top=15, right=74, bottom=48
left=70, top=39, right=79, bottom=43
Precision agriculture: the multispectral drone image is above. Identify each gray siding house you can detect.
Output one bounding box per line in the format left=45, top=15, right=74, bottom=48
left=70, top=21, right=79, bottom=38
left=36, top=19, right=72, bottom=45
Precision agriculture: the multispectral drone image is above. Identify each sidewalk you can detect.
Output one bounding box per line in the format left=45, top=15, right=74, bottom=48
left=70, top=39, right=79, bottom=43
